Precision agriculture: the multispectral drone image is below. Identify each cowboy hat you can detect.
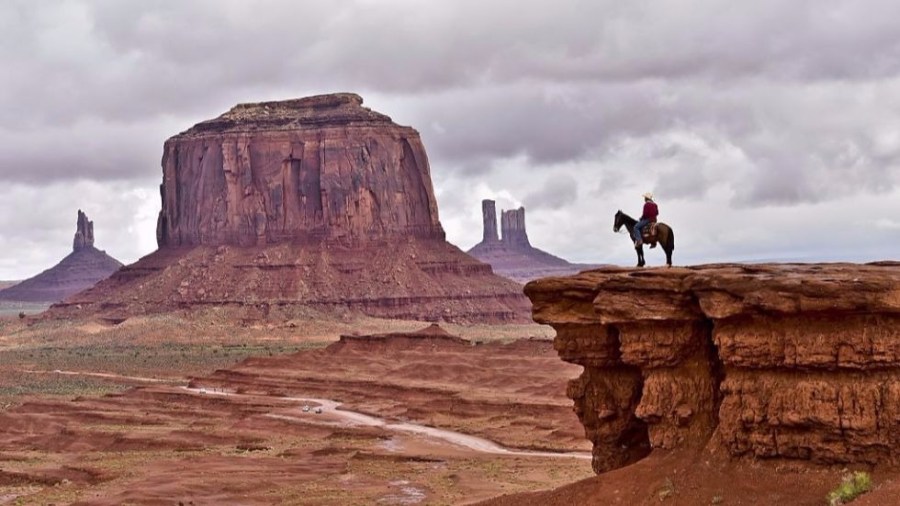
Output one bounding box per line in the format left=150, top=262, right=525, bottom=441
left=642, top=192, right=654, bottom=200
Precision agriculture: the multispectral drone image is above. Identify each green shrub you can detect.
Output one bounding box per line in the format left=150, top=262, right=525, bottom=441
left=826, top=471, right=873, bottom=505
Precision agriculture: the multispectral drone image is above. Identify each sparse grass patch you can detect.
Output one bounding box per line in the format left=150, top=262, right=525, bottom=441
left=0, top=301, right=51, bottom=318
left=826, top=470, right=873, bottom=505
left=0, top=373, right=125, bottom=400
left=658, top=477, right=676, bottom=501
left=0, top=342, right=317, bottom=379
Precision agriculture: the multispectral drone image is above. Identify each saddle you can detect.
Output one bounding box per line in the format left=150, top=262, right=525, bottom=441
left=641, top=222, right=659, bottom=248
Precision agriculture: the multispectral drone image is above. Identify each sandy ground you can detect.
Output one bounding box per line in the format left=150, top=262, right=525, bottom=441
left=4, top=312, right=895, bottom=505
left=478, top=447, right=900, bottom=506
left=0, top=313, right=590, bottom=505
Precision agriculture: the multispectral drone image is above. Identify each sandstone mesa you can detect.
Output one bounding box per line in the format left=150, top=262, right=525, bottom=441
left=49, top=94, right=530, bottom=323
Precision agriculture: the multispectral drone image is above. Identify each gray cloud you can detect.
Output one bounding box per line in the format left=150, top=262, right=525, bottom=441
left=1, top=0, right=899, bottom=278
left=524, top=175, right=578, bottom=211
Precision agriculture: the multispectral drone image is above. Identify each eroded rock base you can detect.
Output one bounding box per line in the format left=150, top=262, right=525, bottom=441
left=50, top=239, right=532, bottom=323
left=525, top=263, right=900, bottom=471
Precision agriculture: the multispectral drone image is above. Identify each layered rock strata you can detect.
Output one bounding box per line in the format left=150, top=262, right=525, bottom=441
left=500, top=207, right=529, bottom=249
left=0, top=211, right=122, bottom=303
left=156, top=93, right=443, bottom=247
left=468, top=199, right=601, bottom=283
left=50, top=94, right=530, bottom=323
left=524, top=263, right=900, bottom=474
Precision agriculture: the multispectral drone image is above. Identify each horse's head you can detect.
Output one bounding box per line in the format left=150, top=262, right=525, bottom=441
left=613, top=210, right=624, bottom=232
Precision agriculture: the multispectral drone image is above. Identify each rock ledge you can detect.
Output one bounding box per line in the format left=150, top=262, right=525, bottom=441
left=525, top=262, right=900, bottom=473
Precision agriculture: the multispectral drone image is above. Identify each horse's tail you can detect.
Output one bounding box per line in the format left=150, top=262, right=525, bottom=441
left=668, top=226, right=675, bottom=251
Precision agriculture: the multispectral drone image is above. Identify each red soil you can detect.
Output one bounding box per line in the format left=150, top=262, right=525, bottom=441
left=0, top=328, right=592, bottom=504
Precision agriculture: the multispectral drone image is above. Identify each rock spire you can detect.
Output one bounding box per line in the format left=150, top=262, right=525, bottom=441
left=0, top=210, right=122, bottom=303
left=73, top=209, right=94, bottom=251
left=467, top=199, right=600, bottom=283
left=500, top=207, right=530, bottom=248
left=482, top=200, right=499, bottom=243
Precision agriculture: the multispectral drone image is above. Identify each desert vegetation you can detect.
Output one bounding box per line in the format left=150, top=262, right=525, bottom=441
left=826, top=471, right=873, bottom=505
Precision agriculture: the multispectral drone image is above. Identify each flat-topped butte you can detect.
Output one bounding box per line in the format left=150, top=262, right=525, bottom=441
left=179, top=93, right=395, bottom=137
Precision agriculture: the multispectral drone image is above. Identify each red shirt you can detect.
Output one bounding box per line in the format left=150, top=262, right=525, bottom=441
left=642, top=201, right=658, bottom=221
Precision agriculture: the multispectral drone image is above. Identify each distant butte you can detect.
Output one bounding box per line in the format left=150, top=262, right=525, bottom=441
left=467, top=199, right=602, bottom=283
left=0, top=210, right=123, bottom=303
left=51, top=93, right=531, bottom=323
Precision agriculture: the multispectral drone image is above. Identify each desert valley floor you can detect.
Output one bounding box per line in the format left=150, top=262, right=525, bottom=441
left=0, top=311, right=597, bottom=505
left=2, top=306, right=899, bottom=505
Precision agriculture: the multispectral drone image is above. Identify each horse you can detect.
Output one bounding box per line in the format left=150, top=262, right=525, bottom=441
left=613, top=210, right=675, bottom=268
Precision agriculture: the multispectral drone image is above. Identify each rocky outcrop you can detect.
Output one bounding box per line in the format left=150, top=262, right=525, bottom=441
left=72, top=210, right=94, bottom=251
left=50, top=94, right=531, bottom=323
left=524, top=263, right=900, bottom=474
left=0, top=211, right=123, bottom=303
left=156, top=93, right=443, bottom=247
left=468, top=200, right=601, bottom=283
left=500, top=207, right=529, bottom=249
left=481, top=200, right=499, bottom=243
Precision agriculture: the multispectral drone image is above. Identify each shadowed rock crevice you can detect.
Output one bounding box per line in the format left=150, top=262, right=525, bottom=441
left=559, top=324, right=651, bottom=472
left=704, top=320, right=727, bottom=423
left=526, top=263, right=900, bottom=472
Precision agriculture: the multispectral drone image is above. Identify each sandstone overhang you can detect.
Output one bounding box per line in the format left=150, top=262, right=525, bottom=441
left=525, top=262, right=900, bottom=473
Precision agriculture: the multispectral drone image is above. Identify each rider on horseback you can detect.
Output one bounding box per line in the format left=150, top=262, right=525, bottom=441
left=632, top=192, right=658, bottom=248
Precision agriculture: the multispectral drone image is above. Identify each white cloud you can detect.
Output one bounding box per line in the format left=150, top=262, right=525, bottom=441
left=0, top=181, right=157, bottom=279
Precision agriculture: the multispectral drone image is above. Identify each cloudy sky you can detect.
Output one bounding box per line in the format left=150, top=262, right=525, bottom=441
left=2, top=0, right=899, bottom=280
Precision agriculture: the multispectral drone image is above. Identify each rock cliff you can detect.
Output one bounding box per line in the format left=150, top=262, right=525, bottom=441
left=524, top=263, right=900, bottom=473
left=156, top=93, right=443, bottom=247
left=0, top=210, right=123, bottom=303
left=50, top=95, right=530, bottom=323
left=468, top=200, right=601, bottom=283
left=72, top=210, right=94, bottom=251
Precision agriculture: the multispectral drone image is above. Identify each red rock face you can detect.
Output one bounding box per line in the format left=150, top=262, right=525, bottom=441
left=157, top=93, right=443, bottom=247
left=481, top=200, right=499, bottom=243
left=49, top=94, right=531, bottom=323
left=524, top=263, right=900, bottom=473
left=73, top=209, right=94, bottom=251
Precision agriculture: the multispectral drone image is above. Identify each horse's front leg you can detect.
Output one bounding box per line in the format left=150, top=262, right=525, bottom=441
left=635, top=246, right=645, bottom=267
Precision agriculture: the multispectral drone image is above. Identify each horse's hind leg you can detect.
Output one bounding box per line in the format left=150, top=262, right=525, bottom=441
left=665, top=247, right=672, bottom=267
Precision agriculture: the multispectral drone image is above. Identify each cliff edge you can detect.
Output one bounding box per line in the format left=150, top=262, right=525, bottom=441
left=524, top=262, right=900, bottom=474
